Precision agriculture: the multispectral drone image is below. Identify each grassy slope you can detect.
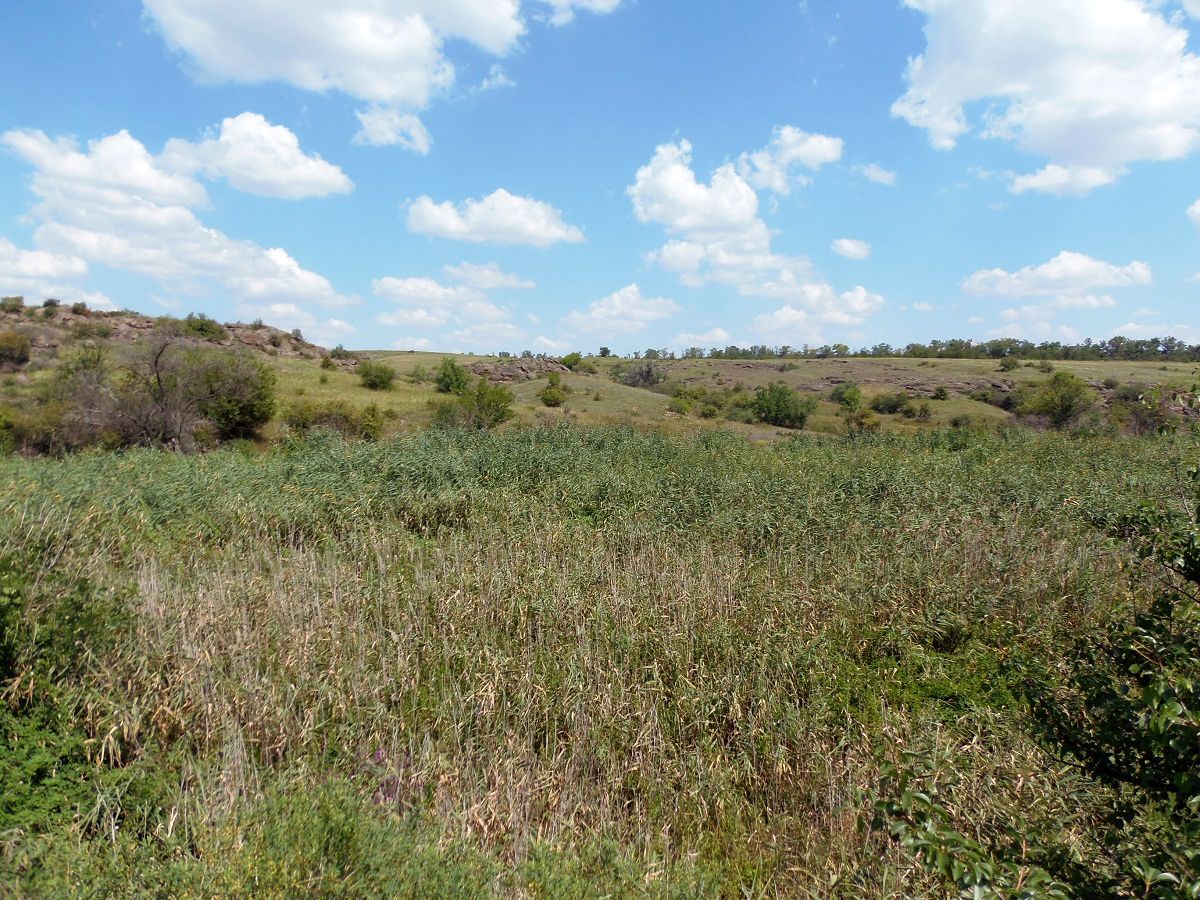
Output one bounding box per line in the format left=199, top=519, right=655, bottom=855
left=1, top=426, right=1193, bottom=895
left=271, top=350, right=1196, bottom=439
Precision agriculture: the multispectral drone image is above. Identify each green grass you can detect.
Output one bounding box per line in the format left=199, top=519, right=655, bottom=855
left=0, top=425, right=1193, bottom=895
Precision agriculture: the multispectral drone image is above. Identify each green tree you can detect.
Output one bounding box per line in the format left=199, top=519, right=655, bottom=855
left=561, top=352, right=583, bottom=370
left=1023, top=371, right=1095, bottom=428
left=434, top=357, right=471, bottom=395
left=598, top=346, right=611, bottom=358
left=752, top=383, right=817, bottom=429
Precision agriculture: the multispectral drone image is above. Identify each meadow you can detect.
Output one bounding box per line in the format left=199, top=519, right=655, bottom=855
left=2, top=423, right=1196, bottom=896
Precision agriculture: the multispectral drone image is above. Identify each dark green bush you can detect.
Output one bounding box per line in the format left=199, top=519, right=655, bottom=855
left=182, top=313, right=228, bottom=342
left=320, top=356, right=335, bottom=370
left=932, top=386, right=949, bottom=401
left=431, top=378, right=514, bottom=430
left=434, top=357, right=470, bottom=395
left=621, top=361, right=665, bottom=389
left=869, top=391, right=911, bottom=415
left=329, top=344, right=353, bottom=360
left=1022, top=371, right=1095, bottom=428
left=284, top=399, right=382, bottom=441
left=358, top=360, right=397, bottom=391
left=830, top=382, right=862, bottom=410
left=998, top=356, right=1020, bottom=372
left=752, top=383, right=817, bottom=429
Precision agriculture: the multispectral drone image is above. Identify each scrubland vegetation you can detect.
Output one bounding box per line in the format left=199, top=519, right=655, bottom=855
left=1, top=305, right=1198, bottom=896
left=1, top=420, right=1197, bottom=896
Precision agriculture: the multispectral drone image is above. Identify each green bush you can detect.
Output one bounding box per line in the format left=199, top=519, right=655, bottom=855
left=752, top=383, right=817, bottom=429
left=431, top=378, right=514, bottom=430
left=621, top=361, right=665, bottom=389
left=830, top=382, right=862, bottom=411
left=998, top=356, right=1020, bottom=371
left=869, top=391, right=911, bottom=415
left=329, top=344, right=354, bottom=360
left=320, top=356, right=335, bottom=370
left=539, top=386, right=568, bottom=407
left=434, top=357, right=471, bottom=395
left=195, top=354, right=277, bottom=439
left=0, top=331, right=32, bottom=366
left=182, top=312, right=228, bottom=342
left=358, top=360, right=397, bottom=391
left=284, top=399, right=382, bottom=441
left=932, top=386, right=949, bottom=401
left=1023, top=371, right=1095, bottom=428
left=667, top=397, right=691, bottom=415
left=560, top=352, right=583, bottom=370
left=0, top=296, right=23, bottom=313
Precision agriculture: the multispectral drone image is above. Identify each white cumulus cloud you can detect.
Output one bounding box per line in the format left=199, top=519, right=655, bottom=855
left=443, top=260, right=534, bottom=289
left=736, top=126, right=843, bottom=195
left=832, top=238, right=871, bottom=260
left=1189, top=197, right=1200, bottom=228
left=564, top=283, right=680, bottom=335
left=407, top=188, right=584, bottom=246
left=352, top=107, right=432, bottom=153
left=2, top=126, right=353, bottom=319
left=163, top=112, right=353, bottom=198
left=675, top=327, right=731, bottom=346
left=630, top=135, right=886, bottom=336
left=963, top=251, right=1152, bottom=298
left=894, top=0, right=1200, bottom=194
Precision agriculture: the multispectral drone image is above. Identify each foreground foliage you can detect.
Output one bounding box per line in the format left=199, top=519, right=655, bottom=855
left=0, top=425, right=1193, bottom=895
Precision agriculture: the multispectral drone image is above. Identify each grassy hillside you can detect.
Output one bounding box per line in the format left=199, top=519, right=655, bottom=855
left=1, top=425, right=1195, bottom=895
left=3, top=305, right=1195, bottom=441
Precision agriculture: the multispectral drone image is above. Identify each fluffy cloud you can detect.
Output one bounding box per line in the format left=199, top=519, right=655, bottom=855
left=2, top=126, right=354, bottom=327
left=857, top=163, right=896, bottom=185
left=894, top=0, right=1200, bottom=194
left=543, top=0, right=623, bottom=26
left=630, top=135, right=885, bottom=337
left=443, top=260, right=534, bottom=289
left=630, top=140, right=760, bottom=234
left=407, top=189, right=584, bottom=246
left=372, top=274, right=510, bottom=332
left=162, top=113, right=353, bottom=198
left=352, top=107, right=432, bottom=153
left=143, top=1, right=623, bottom=146
left=675, top=327, right=731, bottom=346
left=736, top=126, right=843, bottom=195
left=965, top=250, right=1151, bottom=341
left=963, top=251, right=1152, bottom=298
left=832, top=238, right=871, bottom=260
left=564, top=283, right=680, bottom=335
left=1189, top=197, right=1200, bottom=228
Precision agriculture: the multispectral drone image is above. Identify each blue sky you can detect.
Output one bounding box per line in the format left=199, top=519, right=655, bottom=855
left=1, top=0, right=1198, bottom=353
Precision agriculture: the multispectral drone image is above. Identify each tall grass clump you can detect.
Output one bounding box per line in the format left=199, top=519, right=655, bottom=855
left=0, top=424, right=1193, bottom=895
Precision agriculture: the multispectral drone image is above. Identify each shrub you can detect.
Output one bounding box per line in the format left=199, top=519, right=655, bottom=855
left=1022, top=371, right=1095, bottom=429
left=830, top=381, right=862, bottom=411
left=431, top=378, right=514, bottom=430
left=621, top=361, right=665, bottom=389
left=916, top=402, right=932, bottom=421
left=434, top=357, right=471, bottom=395
left=284, top=399, right=382, bottom=441
left=699, top=404, right=719, bottom=419
left=183, top=312, right=229, bottom=342
left=561, top=352, right=583, bottom=370
left=667, top=397, right=690, bottom=415
left=250, top=318, right=265, bottom=330
left=998, top=356, right=1020, bottom=371
left=539, top=386, right=568, bottom=407
left=0, top=296, right=23, bottom=313
left=0, top=331, right=32, bottom=366
left=54, top=334, right=276, bottom=449
left=320, top=356, right=335, bottom=370
left=752, top=383, right=817, bottom=429
left=359, top=360, right=397, bottom=391
left=290, top=328, right=305, bottom=343
left=1102, top=377, right=1120, bottom=390
left=1037, top=360, right=1055, bottom=373
left=268, top=332, right=283, bottom=348
left=932, top=386, right=949, bottom=401
left=70, top=302, right=89, bottom=316
left=949, top=414, right=972, bottom=428
left=869, top=391, right=911, bottom=415
left=330, top=344, right=354, bottom=360
left=42, top=298, right=60, bottom=310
